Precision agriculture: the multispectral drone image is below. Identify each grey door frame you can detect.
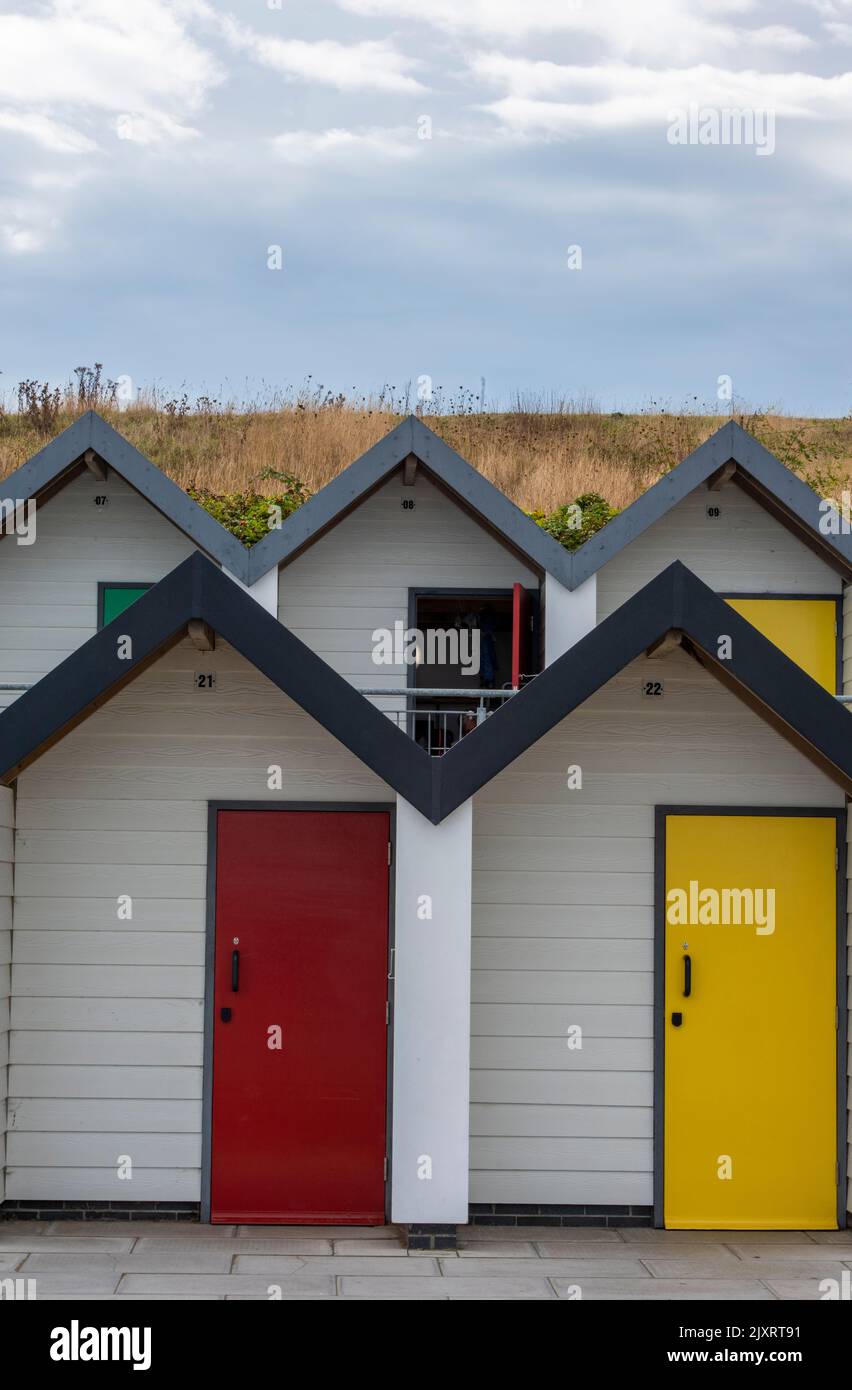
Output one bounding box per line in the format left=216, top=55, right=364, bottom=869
left=201, top=801, right=397, bottom=1224
left=653, top=805, right=848, bottom=1230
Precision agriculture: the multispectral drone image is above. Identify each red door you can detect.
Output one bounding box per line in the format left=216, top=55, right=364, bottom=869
left=210, top=809, right=391, bottom=1224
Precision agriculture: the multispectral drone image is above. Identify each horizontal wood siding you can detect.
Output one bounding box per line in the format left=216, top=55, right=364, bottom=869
left=470, top=647, right=846, bottom=1208
left=0, top=471, right=196, bottom=709
left=0, top=787, right=12, bottom=1201
left=596, top=484, right=842, bottom=620
left=277, top=473, right=538, bottom=700
left=7, top=638, right=389, bottom=1201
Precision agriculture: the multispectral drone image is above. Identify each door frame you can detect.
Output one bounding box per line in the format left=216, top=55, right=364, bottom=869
left=200, top=801, right=397, bottom=1224
left=719, top=592, right=842, bottom=695
left=653, top=805, right=848, bottom=1229
left=405, top=586, right=541, bottom=691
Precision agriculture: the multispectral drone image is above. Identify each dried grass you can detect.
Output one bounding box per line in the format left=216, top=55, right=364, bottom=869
left=3, top=380, right=852, bottom=511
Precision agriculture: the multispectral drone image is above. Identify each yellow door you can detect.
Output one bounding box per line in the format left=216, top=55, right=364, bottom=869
left=663, top=814, right=838, bottom=1229
left=725, top=598, right=837, bottom=692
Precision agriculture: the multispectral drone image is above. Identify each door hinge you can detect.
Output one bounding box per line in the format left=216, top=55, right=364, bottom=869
left=383, top=1156, right=388, bottom=1181
left=385, top=999, right=390, bottom=1025
left=388, top=840, right=393, bottom=866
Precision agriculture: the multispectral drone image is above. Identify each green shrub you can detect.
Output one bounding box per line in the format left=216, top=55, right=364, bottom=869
left=187, top=469, right=311, bottom=546
left=530, top=492, right=619, bottom=551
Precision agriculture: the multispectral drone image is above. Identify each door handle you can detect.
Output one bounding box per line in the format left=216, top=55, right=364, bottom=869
left=683, top=953, right=692, bottom=998
left=231, top=949, right=240, bottom=992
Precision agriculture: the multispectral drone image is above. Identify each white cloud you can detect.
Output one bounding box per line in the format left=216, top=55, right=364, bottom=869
left=219, top=23, right=425, bottom=94
left=271, top=126, right=417, bottom=164
left=0, top=223, right=45, bottom=255
left=335, top=0, right=811, bottom=63
left=471, top=56, right=852, bottom=136
left=0, top=0, right=222, bottom=131
left=0, top=111, right=98, bottom=155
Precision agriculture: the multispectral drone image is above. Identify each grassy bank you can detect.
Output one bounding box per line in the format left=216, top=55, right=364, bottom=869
left=3, top=374, right=851, bottom=533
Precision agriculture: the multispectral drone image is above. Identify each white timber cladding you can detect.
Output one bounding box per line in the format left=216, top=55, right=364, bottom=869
left=0, top=787, right=12, bottom=1202
left=596, top=483, right=843, bottom=621
left=276, top=472, right=538, bottom=697
left=6, top=638, right=390, bottom=1201
left=469, top=647, right=847, bottom=1208
left=0, top=470, right=197, bottom=709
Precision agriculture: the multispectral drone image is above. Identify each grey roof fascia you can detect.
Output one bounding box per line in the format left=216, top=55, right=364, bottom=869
left=0, top=551, right=432, bottom=815
left=246, top=414, right=575, bottom=585
left=3, top=555, right=851, bottom=825
left=433, top=559, right=852, bottom=819
left=572, top=421, right=852, bottom=585
left=0, top=411, right=252, bottom=582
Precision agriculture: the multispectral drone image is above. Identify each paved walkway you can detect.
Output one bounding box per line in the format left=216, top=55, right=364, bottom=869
left=1, top=1223, right=850, bottom=1299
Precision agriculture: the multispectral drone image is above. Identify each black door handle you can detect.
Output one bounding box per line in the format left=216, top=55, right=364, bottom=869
left=683, top=954, right=692, bottom=998
left=671, top=1011, right=683, bottom=1027
left=231, top=949, right=240, bottom=992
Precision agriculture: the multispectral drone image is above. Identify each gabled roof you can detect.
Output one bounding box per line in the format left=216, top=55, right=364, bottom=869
left=435, top=559, right=852, bottom=819
left=1, top=555, right=849, bottom=822
left=5, top=414, right=848, bottom=591
left=245, top=414, right=574, bottom=584
left=0, top=551, right=432, bottom=816
left=571, top=420, right=852, bottom=584
left=1, top=411, right=252, bottom=582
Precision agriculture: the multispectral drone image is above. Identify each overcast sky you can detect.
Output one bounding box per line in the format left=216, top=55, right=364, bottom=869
left=1, top=0, right=851, bottom=413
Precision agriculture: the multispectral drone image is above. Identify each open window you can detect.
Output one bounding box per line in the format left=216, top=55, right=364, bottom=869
left=407, top=586, right=538, bottom=753
left=98, top=582, right=153, bottom=628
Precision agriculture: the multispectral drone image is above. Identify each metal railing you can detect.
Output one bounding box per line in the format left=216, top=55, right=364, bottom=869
left=356, top=687, right=516, bottom=756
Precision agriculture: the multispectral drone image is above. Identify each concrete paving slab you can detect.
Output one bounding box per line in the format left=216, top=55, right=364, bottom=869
left=726, top=1244, right=852, bottom=1263
left=441, top=1256, right=650, bottom=1277
left=331, top=1239, right=406, bottom=1256
left=340, top=1276, right=555, bottom=1299
left=534, top=1241, right=738, bottom=1260
left=458, top=1241, right=539, bottom=1256
left=0, top=1236, right=135, bottom=1253
left=552, top=1278, right=776, bottom=1301
left=13, top=1272, right=121, bottom=1295
left=616, top=1228, right=813, bottom=1245
left=21, top=1250, right=235, bottom=1275
left=235, top=1225, right=394, bottom=1239
left=762, top=1278, right=844, bottom=1300
left=132, top=1237, right=333, bottom=1256
left=461, top=1225, right=623, bottom=1243
left=642, top=1258, right=852, bottom=1280
left=45, top=1221, right=233, bottom=1239
left=232, top=1255, right=440, bottom=1276
left=118, top=1273, right=336, bottom=1296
